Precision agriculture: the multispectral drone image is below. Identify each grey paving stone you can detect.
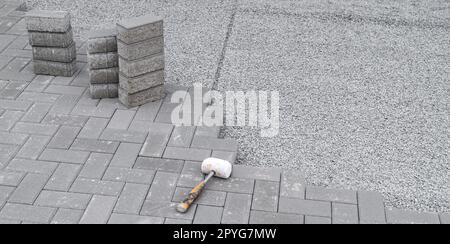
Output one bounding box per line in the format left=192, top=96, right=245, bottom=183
left=36, top=190, right=91, bottom=210
left=117, top=36, right=164, bottom=61
left=232, top=165, right=281, bottom=182
left=332, top=203, right=359, bottom=224
left=39, top=148, right=90, bottom=164
left=107, top=110, right=136, bottom=130
left=44, top=85, right=85, bottom=96
left=87, top=28, right=117, bottom=54
left=114, top=183, right=149, bottom=214
left=45, top=163, right=81, bottom=191
left=168, top=126, right=195, bottom=148
left=250, top=211, right=304, bottom=224
left=386, top=208, right=440, bottom=224
left=42, top=113, right=88, bottom=127
left=78, top=117, right=109, bottom=139
left=0, top=186, right=14, bottom=207
left=0, top=110, right=24, bottom=130
left=51, top=208, right=83, bottom=224
left=108, top=213, right=164, bottom=224
left=440, top=213, right=450, bottom=224
left=25, top=75, right=53, bottom=92
left=48, top=94, right=79, bottom=115
left=211, top=151, right=237, bottom=164
left=0, top=144, right=17, bottom=169
left=306, top=186, right=357, bottom=204
left=47, top=126, right=81, bottom=149
left=119, top=70, right=164, bottom=95
left=6, top=158, right=57, bottom=175
left=12, top=122, right=58, bottom=136
left=252, top=180, right=279, bottom=212
left=164, top=218, right=192, bottom=224
left=0, top=131, right=28, bottom=145
left=117, top=15, right=163, bottom=44
left=181, top=161, right=202, bottom=173
left=191, top=136, right=238, bottom=152
left=357, top=191, right=386, bottom=224
left=71, top=178, right=124, bottom=196
left=0, top=171, right=24, bottom=186
left=33, top=59, right=76, bottom=77
left=79, top=153, right=112, bottom=179
left=0, top=203, right=56, bottom=223
left=140, top=201, right=196, bottom=220
left=0, top=219, right=20, bottom=224
left=80, top=195, right=117, bottom=224
left=140, top=127, right=173, bottom=157
left=29, top=29, right=74, bottom=48
left=32, top=43, right=76, bottom=63
left=305, top=216, right=332, bottom=224
left=0, top=99, right=32, bottom=111
left=18, top=91, right=60, bottom=103
left=172, top=187, right=227, bottom=207
left=222, top=193, right=252, bottom=224
left=9, top=173, right=50, bottom=204
left=206, top=177, right=255, bottom=194
left=110, top=143, right=141, bottom=168
left=193, top=205, right=223, bottom=224
left=118, top=54, right=164, bottom=78
left=146, top=171, right=178, bottom=202
left=100, top=128, right=147, bottom=144
left=16, top=135, right=50, bottom=159
left=71, top=138, right=119, bottom=154
left=25, top=10, right=71, bottom=32
left=279, top=198, right=332, bottom=217
left=88, top=52, right=118, bottom=69
left=163, top=147, right=211, bottom=162
left=89, top=67, right=119, bottom=84
left=90, top=83, right=118, bottom=99
left=177, top=169, right=204, bottom=188
left=280, top=170, right=306, bottom=199
left=134, top=157, right=184, bottom=173
left=133, top=100, right=162, bottom=121
left=118, top=85, right=165, bottom=108
left=103, top=167, right=155, bottom=184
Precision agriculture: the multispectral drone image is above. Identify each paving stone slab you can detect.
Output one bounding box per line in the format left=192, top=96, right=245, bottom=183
left=139, top=126, right=173, bottom=157
left=87, top=32, right=117, bottom=54
left=89, top=67, right=119, bottom=84
left=35, top=190, right=91, bottom=210
left=140, top=201, right=196, bottom=220
left=109, top=143, right=141, bottom=168
left=0, top=171, right=24, bottom=186
left=33, top=59, right=76, bottom=77
left=103, top=167, right=155, bottom=184
left=6, top=158, right=57, bottom=175
left=164, top=218, right=192, bottom=224
left=231, top=165, right=281, bottom=182
left=51, top=208, right=83, bottom=224
left=39, top=148, right=90, bottom=165
left=211, top=151, right=237, bottom=164
left=41, top=113, right=87, bottom=127
left=386, top=208, right=440, bottom=224
left=119, top=54, right=164, bottom=78
left=0, top=131, right=28, bottom=145
left=305, top=216, right=332, bottom=224
left=280, top=170, right=306, bottom=199
left=172, top=187, right=226, bottom=207
left=279, top=198, right=332, bottom=217
left=250, top=211, right=304, bottom=224
left=440, top=214, right=450, bottom=224
left=90, top=83, right=118, bottom=99
left=134, top=157, right=184, bottom=173
left=332, top=203, right=359, bottom=224
left=206, top=177, right=255, bottom=194
left=100, top=128, right=147, bottom=144
left=47, top=126, right=81, bottom=149
left=79, top=195, right=117, bottom=224
left=117, top=15, right=163, bottom=44
left=88, top=52, right=118, bottom=70
left=8, top=173, right=50, bottom=205
left=71, top=138, right=120, bottom=154
left=163, top=146, right=211, bottom=162
left=113, top=183, right=149, bottom=215
left=28, top=28, right=74, bottom=48
left=146, top=171, right=178, bottom=202
left=78, top=117, right=109, bottom=139
left=177, top=169, right=204, bottom=188
left=118, top=84, right=165, bottom=107
left=70, top=178, right=124, bottom=196
left=252, top=180, right=279, bottom=212
left=78, top=153, right=112, bottom=179
left=32, top=42, right=76, bottom=63
left=0, top=203, right=56, bottom=223
left=108, top=213, right=164, bottom=224
left=222, top=193, right=252, bottom=224
left=191, top=136, right=238, bottom=152
left=306, top=186, right=357, bottom=204
left=44, top=163, right=81, bottom=191
left=193, top=205, right=223, bottom=224
left=119, top=70, right=164, bottom=95
left=118, top=36, right=164, bottom=61
left=357, top=191, right=386, bottom=224
left=25, top=10, right=71, bottom=33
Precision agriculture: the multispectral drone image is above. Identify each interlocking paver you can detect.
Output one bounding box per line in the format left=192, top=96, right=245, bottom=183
left=16, top=135, right=50, bottom=159
left=71, top=138, right=119, bottom=154
left=103, top=167, right=154, bottom=184
left=12, top=122, right=58, bottom=136
left=206, top=177, right=255, bottom=194
left=440, top=214, right=450, bottom=224
left=0, top=99, right=32, bottom=111
left=114, top=183, right=149, bottom=214
left=47, top=126, right=81, bottom=149
left=306, top=186, right=357, bottom=204
left=18, top=91, right=59, bottom=103
left=305, top=216, right=332, bottom=224
left=357, top=191, right=386, bottom=224
left=20, top=103, right=51, bottom=122
left=222, top=193, right=252, bottom=224
left=146, top=171, right=178, bottom=202
left=8, top=173, right=50, bottom=204
left=177, top=169, right=204, bottom=188
left=0, top=144, right=18, bottom=168
left=279, top=198, right=331, bottom=217
left=6, top=158, right=57, bottom=175
left=211, top=150, right=237, bottom=164
left=35, top=190, right=91, bottom=210
left=191, top=136, right=238, bottom=152
left=168, top=126, right=195, bottom=148
left=107, top=110, right=136, bottom=130
left=0, top=203, right=56, bottom=223
left=79, top=195, right=117, bottom=224
left=39, top=148, right=90, bottom=164
left=0, top=171, right=24, bottom=186
left=100, top=128, right=147, bottom=144
left=163, top=147, right=211, bottom=162
left=44, top=163, right=81, bottom=191
left=172, top=187, right=226, bottom=207
left=78, top=153, right=112, bottom=179
left=164, top=218, right=192, bottom=224
left=249, top=211, right=304, bottom=224
left=0, top=110, right=23, bottom=130
left=51, top=208, right=83, bottom=224
left=332, top=203, right=359, bottom=224
left=77, top=117, right=109, bottom=139
left=0, top=186, right=14, bottom=208
left=42, top=113, right=88, bottom=127
left=193, top=205, right=223, bottom=224
left=0, top=131, right=28, bottom=145
left=134, top=157, right=184, bottom=173
left=232, top=165, right=281, bottom=182
left=280, top=170, right=306, bottom=199
left=386, top=208, right=440, bottom=224
left=252, top=180, right=279, bottom=212
left=139, top=125, right=173, bottom=157
left=44, top=85, right=85, bottom=96
left=70, top=178, right=124, bottom=196
left=133, top=100, right=161, bottom=121
left=110, top=143, right=141, bottom=168
left=108, top=213, right=164, bottom=224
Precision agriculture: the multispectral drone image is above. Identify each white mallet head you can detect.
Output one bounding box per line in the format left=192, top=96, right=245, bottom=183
left=201, top=158, right=233, bottom=179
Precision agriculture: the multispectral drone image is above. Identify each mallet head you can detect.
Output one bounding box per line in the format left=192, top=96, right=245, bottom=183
left=201, top=158, right=233, bottom=179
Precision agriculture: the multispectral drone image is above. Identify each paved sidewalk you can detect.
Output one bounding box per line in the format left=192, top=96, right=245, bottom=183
left=0, top=1, right=448, bottom=224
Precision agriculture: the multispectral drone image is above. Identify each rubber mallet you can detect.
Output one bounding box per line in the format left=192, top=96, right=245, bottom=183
left=176, top=158, right=233, bottom=213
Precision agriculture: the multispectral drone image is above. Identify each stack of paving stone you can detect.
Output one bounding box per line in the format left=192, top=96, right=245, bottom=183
left=26, top=10, right=76, bottom=77
left=87, top=29, right=119, bottom=99
left=117, top=15, right=165, bottom=107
